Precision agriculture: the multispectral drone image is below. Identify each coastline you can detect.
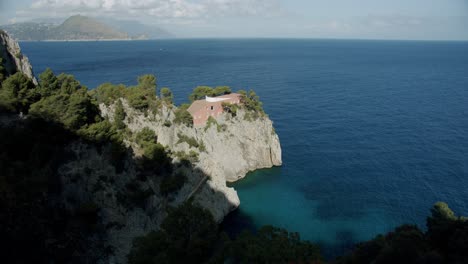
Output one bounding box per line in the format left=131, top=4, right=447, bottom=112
left=18, top=38, right=142, bottom=42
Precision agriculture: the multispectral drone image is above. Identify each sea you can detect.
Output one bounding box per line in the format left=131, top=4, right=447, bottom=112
left=20, top=39, right=468, bottom=257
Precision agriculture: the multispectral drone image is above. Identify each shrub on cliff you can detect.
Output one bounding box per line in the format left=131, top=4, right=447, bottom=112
left=114, top=100, right=126, bottom=129
left=189, top=86, right=231, bottom=102
left=160, top=87, right=173, bottom=104
left=336, top=202, right=468, bottom=264
left=0, top=72, right=39, bottom=113
left=92, top=82, right=126, bottom=105
left=227, top=225, right=323, bottom=264
left=0, top=57, right=7, bottom=83
left=238, top=89, right=264, bottom=116
left=128, top=201, right=218, bottom=264
left=135, top=127, right=172, bottom=175
left=29, top=87, right=99, bottom=130
left=38, top=68, right=60, bottom=97
left=174, top=103, right=193, bottom=127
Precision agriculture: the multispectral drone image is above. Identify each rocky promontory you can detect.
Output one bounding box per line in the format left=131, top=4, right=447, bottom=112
left=0, top=30, right=37, bottom=84
left=100, top=98, right=282, bottom=221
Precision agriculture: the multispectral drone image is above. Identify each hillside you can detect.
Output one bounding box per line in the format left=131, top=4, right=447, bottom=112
left=0, top=15, right=156, bottom=41
left=54, top=15, right=129, bottom=40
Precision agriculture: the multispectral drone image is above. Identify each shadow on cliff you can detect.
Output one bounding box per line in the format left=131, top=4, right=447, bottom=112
left=0, top=112, right=238, bottom=263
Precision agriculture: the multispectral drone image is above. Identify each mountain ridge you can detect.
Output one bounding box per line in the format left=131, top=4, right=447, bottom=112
left=0, top=15, right=172, bottom=41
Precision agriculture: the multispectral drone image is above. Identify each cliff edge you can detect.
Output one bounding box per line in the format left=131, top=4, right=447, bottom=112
left=0, top=30, right=37, bottom=84
left=100, top=99, right=282, bottom=221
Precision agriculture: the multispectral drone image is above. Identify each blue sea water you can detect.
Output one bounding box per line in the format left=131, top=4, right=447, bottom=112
left=21, top=39, right=468, bottom=256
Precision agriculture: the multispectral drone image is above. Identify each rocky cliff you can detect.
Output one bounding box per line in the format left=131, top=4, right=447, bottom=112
left=50, top=101, right=282, bottom=262
left=100, top=100, right=282, bottom=221
left=0, top=30, right=37, bottom=84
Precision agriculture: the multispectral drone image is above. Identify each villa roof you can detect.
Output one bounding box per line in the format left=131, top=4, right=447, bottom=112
left=187, top=100, right=207, bottom=114
left=187, top=93, right=241, bottom=115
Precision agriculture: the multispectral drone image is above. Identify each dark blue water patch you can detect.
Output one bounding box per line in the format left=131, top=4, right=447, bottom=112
left=20, top=39, right=468, bottom=257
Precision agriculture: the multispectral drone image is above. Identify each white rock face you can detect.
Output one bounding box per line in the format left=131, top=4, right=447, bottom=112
left=0, top=30, right=37, bottom=84
left=100, top=100, right=282, bottom=221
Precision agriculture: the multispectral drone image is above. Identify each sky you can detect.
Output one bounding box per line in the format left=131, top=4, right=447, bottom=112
left=0, top=0, right=467, bottom=40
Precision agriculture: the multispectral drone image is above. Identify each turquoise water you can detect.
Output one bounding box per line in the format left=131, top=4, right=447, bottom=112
left=21, top=39, right=468, bottom=256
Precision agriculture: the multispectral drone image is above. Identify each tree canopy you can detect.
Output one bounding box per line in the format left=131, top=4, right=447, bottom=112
left=0, top=72, right=38, bottom=113
left=189, top=86, right=231, bottom=102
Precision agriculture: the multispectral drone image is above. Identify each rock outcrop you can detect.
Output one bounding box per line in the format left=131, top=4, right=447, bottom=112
left=100, top=100, right=282, bottom=222
left=0, top=30, right=37, bottom=84
left=49, top=101, right=282, bottom=263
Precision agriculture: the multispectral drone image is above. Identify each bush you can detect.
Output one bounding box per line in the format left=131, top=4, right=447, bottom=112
left=29, top=88, right=99, bottom=130
left=124, top=74, right=159, bottom=111
left=136, top=127, right=156, bottom=147
left=174, top=104, right=193, bottom=127
left=135, top=128, right=172, bottom=175
left=174, top=150, right=199, bottom=163
left=238, top=89, right=264, bottom=116
left=92, top=82, right=126, bottom=105
left=227, top=226, right=323, bottom=264
left=38, top=68, right=59, bottom=97
left=189, top=86, right=231, bottom=102
left=205, top=116, right=226, bottom=132
left=78, top=120, right=122, bottom=144
left=160, top=87, right=173, bottom=104
left=177, top=133, right=204, bottom=150
left=222, top=102, right=239, bottom=117
left=114, top=100, right=126, bottom=129
left=163, top=120, right=172, bottom=127
left=0, top=72, right=38, bottom=113
left=0, top=57, right=6, bottom=83
left=128, top=202, right=218, bottom=264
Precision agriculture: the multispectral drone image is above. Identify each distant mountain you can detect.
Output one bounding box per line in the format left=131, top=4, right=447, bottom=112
left=0, top=15, right=137, bottom=41
left=99, top=18, right=174, bottom=39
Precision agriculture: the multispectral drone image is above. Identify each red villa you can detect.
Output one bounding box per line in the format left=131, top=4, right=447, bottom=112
left=187, top=93, right=242, bottom=126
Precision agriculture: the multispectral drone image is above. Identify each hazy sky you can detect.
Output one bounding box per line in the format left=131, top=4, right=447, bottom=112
left=1, top=0, right=467, bottom=40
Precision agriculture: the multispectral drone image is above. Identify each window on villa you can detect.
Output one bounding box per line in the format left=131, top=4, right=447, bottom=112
left=211, top=106, right=214, bottom=110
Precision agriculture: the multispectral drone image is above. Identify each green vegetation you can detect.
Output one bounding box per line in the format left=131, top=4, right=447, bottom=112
left=238, top=89, right=265, bottom=120
left=177, top=133, right=205, bottom=151
left=174, top=103, right=193, bottom=127
left=114, top=100, right=126, bottom=129
left=0, top=57, right=7, bottom=83
left=78, top=120, right=122, bottom=144
left=205, top=116, right=226, bottom=132
left=222, top=102, right=239, bottom=117
left=0, top=72, right=38, bottom=113
left=336, top=202, right=468, bottom=264
left=92, top=74, right=160, bottom=114
left=228, top=226, right=322, bottom=263
left=128, top=202, right=219, bottom=264
left=92, top=82, right=126, bottom=105
left=163, top=120, right=172, bottom=127
left=135, top=128, right=172, bottom=175
left=189, top=86, right=231, bottom=102
left=127, top=74, right=158, bottom=111
left=174, top=150, right=200, bottom=164
left=30, top=85, right=99, bottom=130
left=160, top=87, right=173, bottom=104
left=128, top=201, right=323, bottom=264
left=37, top=68, right=59, bottom=97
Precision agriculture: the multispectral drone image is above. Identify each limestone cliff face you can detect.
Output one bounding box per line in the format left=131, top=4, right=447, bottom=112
left=100, top=100, right=282, bottom=221
left=54, top=101, right=282, bottom=262
left=0, top=30, right=37, bottom=84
